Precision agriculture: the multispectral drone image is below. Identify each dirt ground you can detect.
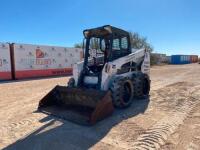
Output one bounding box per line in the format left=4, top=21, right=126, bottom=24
left=0, top=63, right=200, bottom=150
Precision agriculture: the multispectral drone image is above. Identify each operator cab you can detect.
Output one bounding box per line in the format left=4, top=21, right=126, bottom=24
left=80, top=25, right=131, bottom=89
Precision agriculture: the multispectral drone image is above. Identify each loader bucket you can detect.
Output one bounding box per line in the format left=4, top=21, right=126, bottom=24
left=38, top=86, right=114, bottom=125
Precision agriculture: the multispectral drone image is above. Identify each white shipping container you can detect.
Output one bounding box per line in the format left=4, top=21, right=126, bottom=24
left=13, top=43, right=82, bottom=79
left=0, top=43, right=12, bottom=80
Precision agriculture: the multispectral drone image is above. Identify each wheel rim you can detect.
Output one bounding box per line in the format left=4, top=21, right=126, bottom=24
left=122, top=81, right=132, bottom=103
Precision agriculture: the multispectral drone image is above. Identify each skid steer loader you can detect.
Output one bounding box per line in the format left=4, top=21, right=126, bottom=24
left=38, top=25, right=151, bottom=125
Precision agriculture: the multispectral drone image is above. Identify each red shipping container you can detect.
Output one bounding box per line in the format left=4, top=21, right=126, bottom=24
left=11, top=43, right=83, bottom=79
left=190, top=55, right=198, bottom=63
left=0, top=43, right=12, bottom=80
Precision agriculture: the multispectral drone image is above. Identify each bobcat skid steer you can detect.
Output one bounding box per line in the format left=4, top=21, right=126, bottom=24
left=38, top=25, right=151, bottom=125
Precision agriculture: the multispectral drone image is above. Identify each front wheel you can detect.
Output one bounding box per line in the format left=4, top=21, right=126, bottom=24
left=67, top=78, right=75, bottom=88
left=110, top=77, right=134, bottom=108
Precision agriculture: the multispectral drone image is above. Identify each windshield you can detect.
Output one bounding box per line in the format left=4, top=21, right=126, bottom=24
left=83, top=37, right=111, bottom=74
left=87, top=37, right=108, bottom=67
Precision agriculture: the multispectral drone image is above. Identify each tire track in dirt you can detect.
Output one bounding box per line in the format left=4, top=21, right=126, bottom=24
left=130, top=85, right=200, bottom=150
left=161, top=92, right=200, bottom=150
left=92, top=82, right=198, bottom=149
left=97, top=120, right=146, bottom=149
left=0, top=113, right=47, bottom=149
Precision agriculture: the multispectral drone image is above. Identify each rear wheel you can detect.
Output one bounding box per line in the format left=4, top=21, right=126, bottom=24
left=110, top=77, right=134, bottom=108
left=143, top=75, right=150, bottom=97
left=133, top=73, right=150, bottom=99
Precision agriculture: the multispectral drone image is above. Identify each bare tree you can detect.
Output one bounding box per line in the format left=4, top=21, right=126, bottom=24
left=74, top=43, right=82, bottom=48
left=74, top=38, right=99, bottom=49
left=129, top=32, right=153, bottom=52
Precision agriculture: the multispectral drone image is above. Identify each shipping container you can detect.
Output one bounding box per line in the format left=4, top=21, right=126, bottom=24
left=11, top=43, right=83, bottom=79
left=0, top=43, right=12, bottom=80
left=166, top=56, right=171, bottom=64
left=190, top=55, right=198, bottom=63
left=170, top=55, right=191, bottom=64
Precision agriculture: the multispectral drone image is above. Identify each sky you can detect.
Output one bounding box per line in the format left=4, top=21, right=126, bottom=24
left=0, top=0, right=200, bottom=55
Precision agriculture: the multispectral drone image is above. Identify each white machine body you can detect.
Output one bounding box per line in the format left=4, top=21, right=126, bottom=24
left=73, top=48, right=150, bottom=91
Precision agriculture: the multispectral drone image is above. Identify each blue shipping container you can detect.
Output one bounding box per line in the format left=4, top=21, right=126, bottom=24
left=170, top=55, right=191, bottom=64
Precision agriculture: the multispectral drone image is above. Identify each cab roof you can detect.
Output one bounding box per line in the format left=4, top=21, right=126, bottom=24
left=83, top=25, right=129, bottom=38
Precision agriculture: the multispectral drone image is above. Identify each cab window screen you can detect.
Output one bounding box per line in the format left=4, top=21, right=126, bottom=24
left=121, top=37, right=128, bottom=49
left=112, top=39, right=120, bottom=50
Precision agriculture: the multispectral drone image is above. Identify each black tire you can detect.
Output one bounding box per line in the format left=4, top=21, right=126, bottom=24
left=110, top=76, right=134, bottom=108
left=67, top=78, right=75, bottom=88
left=143, top=74, right=150, bottom=97
left=133, top=73, right=150, bottom=99
left=52, top=88, right=62, bottom=105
